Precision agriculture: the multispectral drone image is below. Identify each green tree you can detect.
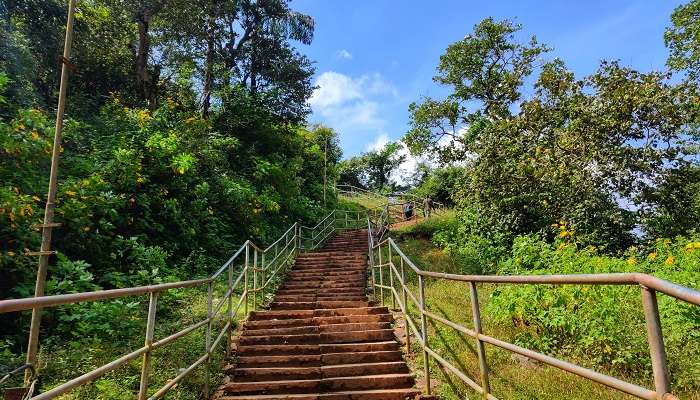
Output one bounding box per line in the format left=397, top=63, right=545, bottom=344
left=666, top=0, right=700, bottom=79
left=363, top=142, right=406, bottom=191
left=405, top=17, right=699, bottom=251
left=405, top=18, right=549, bottom=163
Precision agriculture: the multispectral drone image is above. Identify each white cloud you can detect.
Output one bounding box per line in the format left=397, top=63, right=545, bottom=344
left=309, top=72, right=362, bottom=109
left=336, top=49, right=353, bottom=60
left=309, top=71, right=399, bottom=140
left=366, top=133, right=390, bottom=152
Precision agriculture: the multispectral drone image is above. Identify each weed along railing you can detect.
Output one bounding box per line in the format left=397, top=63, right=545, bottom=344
left=367, top=230, right=700, bottom=400
left=0, top=211, right=360, bottom=400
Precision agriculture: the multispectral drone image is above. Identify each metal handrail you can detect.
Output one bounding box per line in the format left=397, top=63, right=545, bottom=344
left=0, top=211, right=366, bottom=400
left=367, top=223, right=700, bottom=400
left=337, top=183, right=447, bottom=213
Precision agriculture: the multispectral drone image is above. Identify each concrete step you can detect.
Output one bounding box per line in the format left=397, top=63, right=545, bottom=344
left=216, top=230, right=417, bottom=399
left=221, top=373, right=415, bottom=395
left=273, top=296, right=369, bottom=303
left=219, top=387, right=421, bottom=399
left=269, top=301, right=371, bottom=310
left=234, top=341, right=401, bottom=356
left=234, top=351, right=403, bottom=369
left=237, top=329, right=395, bottom=346
left=231, top=362, right=409, bottom=382
left=242, top=322, right=392, bottom=338
left=244, top=314, right=393, bottom=330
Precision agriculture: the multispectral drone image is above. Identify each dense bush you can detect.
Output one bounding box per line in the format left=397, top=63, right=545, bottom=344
left=398, top=213, right=700, bottom=392
left=488, top=232, right=700, bottom=390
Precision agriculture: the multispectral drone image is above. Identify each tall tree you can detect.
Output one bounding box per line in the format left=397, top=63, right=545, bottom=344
left=364, top=142, right=406, bottom=191
left=405, top=18, right=549, bottom=163
left=666, top=0, right=700, bottom=79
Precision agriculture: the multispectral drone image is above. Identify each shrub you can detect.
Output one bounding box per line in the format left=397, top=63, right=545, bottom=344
left=488, top=234, right=700, bottom=390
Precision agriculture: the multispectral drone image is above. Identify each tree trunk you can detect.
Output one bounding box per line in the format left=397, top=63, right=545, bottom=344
left=202, top=14, right=216, bottom=118
left=136, top=8, right=154, bottom=106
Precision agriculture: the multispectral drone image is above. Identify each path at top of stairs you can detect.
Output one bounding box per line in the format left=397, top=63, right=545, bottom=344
left=213, top=229, right=421, bottom=400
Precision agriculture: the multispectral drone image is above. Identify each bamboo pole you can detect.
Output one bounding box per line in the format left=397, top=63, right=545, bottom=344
left=25, top=0, right=77, bottom=384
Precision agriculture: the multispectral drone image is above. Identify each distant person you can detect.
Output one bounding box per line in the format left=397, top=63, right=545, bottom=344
left=403, top=202, right=414, bottom=220
left=423, top=197, right=434, bottom=218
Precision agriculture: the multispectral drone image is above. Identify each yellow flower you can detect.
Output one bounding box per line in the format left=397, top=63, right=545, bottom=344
left=665, top=256, right=675, bottom=265
left=648, top=252, right=657, bottom=260
left=627, top=257, right=637, bottom=266
left=137, top=110, right=152, bottom=126
left=685, top=242, right=700, bottom=251
left=31, top=130, right=40, bottom=140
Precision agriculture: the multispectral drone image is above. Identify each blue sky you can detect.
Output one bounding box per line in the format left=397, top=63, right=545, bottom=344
left=293, top=0, right=685, bottom=159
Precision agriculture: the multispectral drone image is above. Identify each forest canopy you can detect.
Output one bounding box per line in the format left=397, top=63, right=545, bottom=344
left=0, top=0, right=342, bottom=355
left=404, top=14, right=700, bottom=252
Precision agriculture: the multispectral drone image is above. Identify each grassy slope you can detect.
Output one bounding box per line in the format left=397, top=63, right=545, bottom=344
left=385, top=213, right=700, bottom=400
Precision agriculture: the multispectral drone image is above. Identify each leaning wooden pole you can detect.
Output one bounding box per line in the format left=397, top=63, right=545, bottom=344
left=24, top=0, right=77, bottom=384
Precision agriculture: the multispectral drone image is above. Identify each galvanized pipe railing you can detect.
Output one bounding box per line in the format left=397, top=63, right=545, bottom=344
left=299, top=209, right=368, bottom=250
left=0, top=211, right=365, bottom=399
left=367, top=223, right=700, bottom=400
left=336, top=183, right=446, bottom=215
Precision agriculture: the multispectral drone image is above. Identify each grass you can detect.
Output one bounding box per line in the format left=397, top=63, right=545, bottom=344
left=338, top=193, right=387, bottom=210
left=381, top=223, right=699, bottom=400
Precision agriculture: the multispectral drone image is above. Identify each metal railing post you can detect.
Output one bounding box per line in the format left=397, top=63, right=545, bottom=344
left=254, top=248, right=259, bottom=311
left=641, top=286, right=671, bottom=399
left=204, top=282, right=213, bottom=398
left=227, top=258, right=233, bottom=358
left=401, top=257, right=410, bottom=353
left=370, top=243, right=377, bottom=302
left=379, top=244, right=385, bottom=306
left=260, top=252, right=266, bottom=306
left=138, top=291, right=158, bottom=400
left=469, top=282, right=490, bottom=398
left=244, top=244, right=249, bottom=315
left=388, top=244, right=396, bottom=310
left=418, top=275, right=431, bottom=395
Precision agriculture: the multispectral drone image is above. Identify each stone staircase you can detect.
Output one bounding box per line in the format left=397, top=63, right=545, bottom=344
left=213, top=229, right=421, bottom=400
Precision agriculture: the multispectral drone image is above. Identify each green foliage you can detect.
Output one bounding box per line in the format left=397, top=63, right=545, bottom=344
left=409, top=166, right=463, bottom=205
left=405, top=15, right=700, bottom=251
left=641, top=165, right=700, bottom=239
left=488, top=234, right=700, bottom=390
left=405, top=18, right=549, bottom=162
left=337, top=141, right=406, bottom=191
left=393, top=214, right=700, bottom=395
left=666, top=0, right=700, bottom=79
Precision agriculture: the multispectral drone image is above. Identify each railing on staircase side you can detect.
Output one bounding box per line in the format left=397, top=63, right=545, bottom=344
left=336, top=184, right=447, bottom=217
left=366, top=221, right=700, bottom=400
left=299, top=209, right=369, bottom=250
left=0, top=210, right=367, bottom=400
